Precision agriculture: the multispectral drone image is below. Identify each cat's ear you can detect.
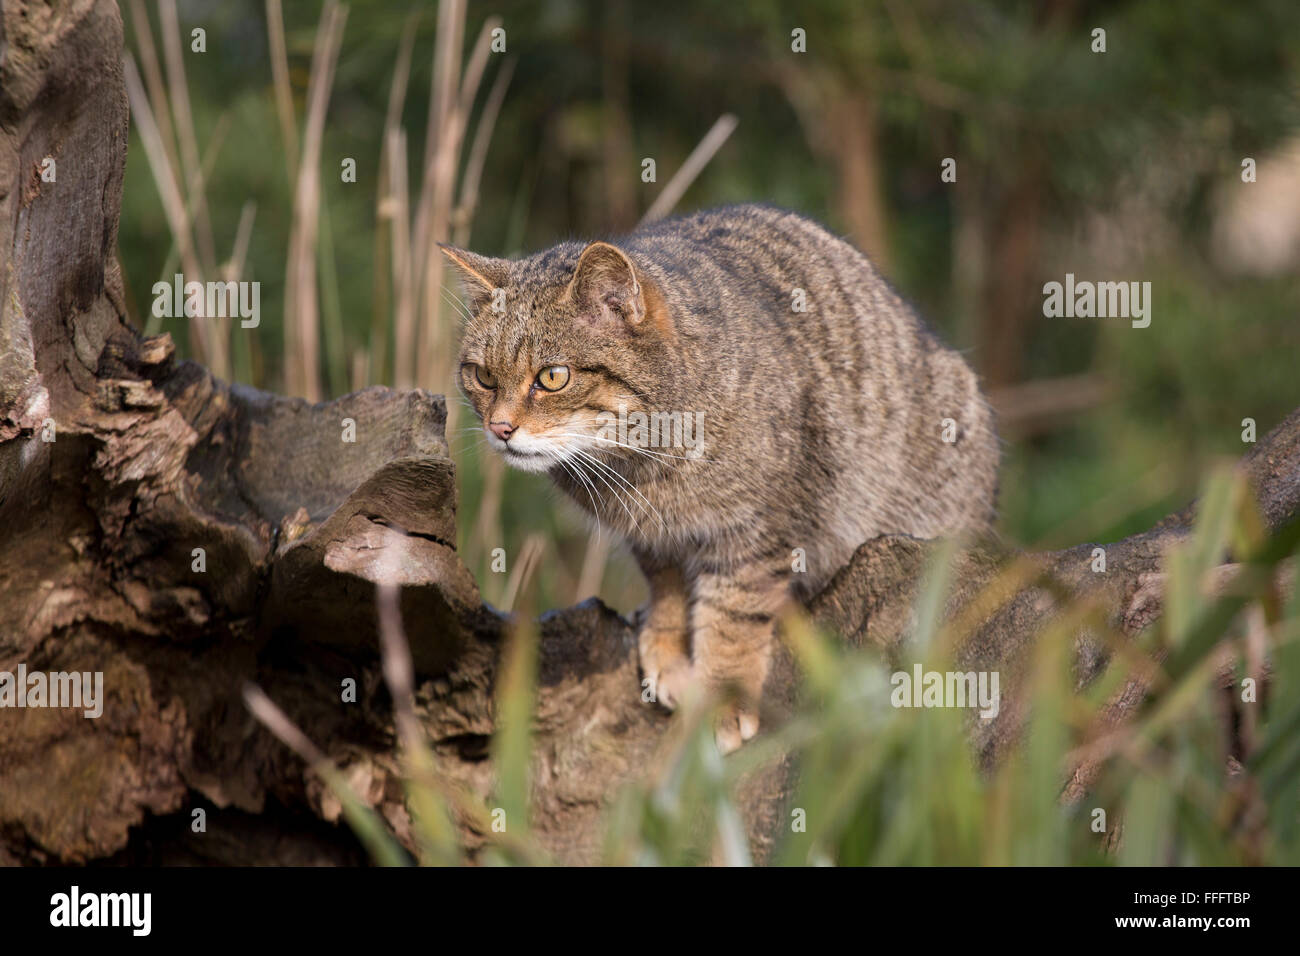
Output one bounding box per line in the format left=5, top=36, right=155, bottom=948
left=565, top=241, right=646, bottom=325
left=438, top=244, right=509, bottom=312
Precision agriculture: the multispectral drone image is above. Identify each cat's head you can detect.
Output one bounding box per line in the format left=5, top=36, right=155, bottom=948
left=443, top=241, right=675, bottom=473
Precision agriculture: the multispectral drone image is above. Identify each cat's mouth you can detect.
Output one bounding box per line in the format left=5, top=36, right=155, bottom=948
left=502, top=447, right=559, bottom=475
left=486, top=430, right=560, bottom=473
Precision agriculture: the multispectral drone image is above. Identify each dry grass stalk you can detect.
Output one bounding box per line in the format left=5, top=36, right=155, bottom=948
left=284, top=1, right=347, bottom=400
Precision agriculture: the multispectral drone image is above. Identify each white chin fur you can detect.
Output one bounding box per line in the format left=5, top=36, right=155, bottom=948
left=486, top=429, right=559, bottom=473
left=500, top=448, right=554, bottom=473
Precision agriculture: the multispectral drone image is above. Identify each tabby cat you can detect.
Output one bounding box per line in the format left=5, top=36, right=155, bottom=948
left=445, top=204, right=999, bottom=752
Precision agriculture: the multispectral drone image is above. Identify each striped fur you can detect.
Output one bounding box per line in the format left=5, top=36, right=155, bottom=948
left=446, top=204, right=999, bottom=751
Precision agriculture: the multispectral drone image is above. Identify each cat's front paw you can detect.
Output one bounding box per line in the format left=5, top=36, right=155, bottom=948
left=639, top=638, right=695, bottom=711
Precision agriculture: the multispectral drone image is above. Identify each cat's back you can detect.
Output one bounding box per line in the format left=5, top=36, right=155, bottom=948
left=626, top=203, right=871, bottom=289
left=625, top=204, right=912, bottom=346
left=626, top=205, right=1000, bottom=547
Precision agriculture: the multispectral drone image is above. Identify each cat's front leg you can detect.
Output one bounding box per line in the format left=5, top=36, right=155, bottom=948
left=635, top=556, right=694, bottom=711
left=691, top=558, right=791, bottom=754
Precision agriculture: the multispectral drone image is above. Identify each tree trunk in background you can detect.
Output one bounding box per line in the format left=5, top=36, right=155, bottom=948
left=777, top=68, right=891, bottom=271
left=601, top=0, right=638, bottom=231
left=977, top=149, right=1045, bottom=389
left=3, top=0, right=1299, bottom=866
left=825, top=91, right=891, bottom=270
left=950, top=167, right=989, bottom=352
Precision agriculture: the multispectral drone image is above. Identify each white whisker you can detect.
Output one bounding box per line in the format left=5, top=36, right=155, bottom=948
left=569, top=446, right=669, bottom=535
left=569, top=450, right=644, bottom=536
left=551, top=430, right=714, bottom=464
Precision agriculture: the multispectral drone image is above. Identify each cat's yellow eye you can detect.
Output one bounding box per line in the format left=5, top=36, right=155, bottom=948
left=472, top=364, right=497, bottom=389
left=537, top=365, right=570, bottom=391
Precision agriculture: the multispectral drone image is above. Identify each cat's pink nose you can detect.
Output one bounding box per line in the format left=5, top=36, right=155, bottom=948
left=488, top=421, right=515, bottom=441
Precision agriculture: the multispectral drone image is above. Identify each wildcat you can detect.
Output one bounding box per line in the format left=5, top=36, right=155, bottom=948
left=445, top=204, right=999, bottom=752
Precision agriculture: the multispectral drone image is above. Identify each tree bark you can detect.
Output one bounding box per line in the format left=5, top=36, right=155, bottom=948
left=2, top=0, right=1297, bottom=866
